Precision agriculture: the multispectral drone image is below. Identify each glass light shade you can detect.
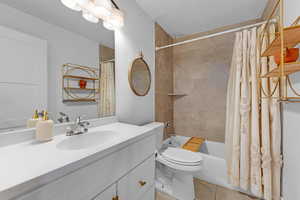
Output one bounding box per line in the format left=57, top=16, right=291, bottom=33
left=61, top=0, right=81, bottom=11
left=82, top=10, right=99, bottom=23
left=103, top=20, right=114, bottom=30
left=76, top=0, right=89, bottom=6
left=94, top=0, right=111, bottom=8
left=92, top=0, right=112, bottom=19
left=103, top=8, right=124, bottom=30
left=92, top=6, right=111, bottom=20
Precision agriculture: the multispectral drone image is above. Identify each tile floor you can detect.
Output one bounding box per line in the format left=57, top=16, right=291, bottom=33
left=156, top=179, right=260, bottom=200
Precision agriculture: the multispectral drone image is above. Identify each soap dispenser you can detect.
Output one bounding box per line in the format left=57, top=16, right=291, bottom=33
left=27, top=110, right=40, bottom=128
left=36, top=111, right=54, bottom=142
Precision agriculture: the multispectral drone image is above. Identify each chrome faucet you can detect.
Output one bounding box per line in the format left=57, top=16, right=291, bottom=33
left=66, top=115, right=90, bottom=136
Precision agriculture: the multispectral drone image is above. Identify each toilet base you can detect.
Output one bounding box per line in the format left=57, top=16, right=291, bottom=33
left=156, top=162, right=195, bottom=200
left=173, top=172, right=195, bottom=200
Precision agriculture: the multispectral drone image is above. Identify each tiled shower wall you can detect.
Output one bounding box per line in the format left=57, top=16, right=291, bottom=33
left=155, top=25, right=235, bottom=142
left=155, top=24, right=174, bottom=138
left=100, top=45, right=114, bottom=62
left=173, top=34, right=234, bottom=142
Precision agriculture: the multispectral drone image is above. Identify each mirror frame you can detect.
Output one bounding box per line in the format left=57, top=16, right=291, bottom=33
left=128, top=54, right=151, bottom=96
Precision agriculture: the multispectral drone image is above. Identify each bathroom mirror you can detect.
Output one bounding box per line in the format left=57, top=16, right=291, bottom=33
left=0, top=1, right=115, bottom=132
left=128, top=54, right=151, bottom=96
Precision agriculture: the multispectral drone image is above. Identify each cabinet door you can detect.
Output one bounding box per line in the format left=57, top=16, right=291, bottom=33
left=142, top=186, right=155, bottom=200
left=94, top=184, right=116, bottom=200
left=118, top=155, right=155, bottom=200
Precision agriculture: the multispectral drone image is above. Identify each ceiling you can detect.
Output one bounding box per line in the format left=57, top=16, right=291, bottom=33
left=136, top=0, right=268, bottom=37
left=0, top=0, right=114, bottom=48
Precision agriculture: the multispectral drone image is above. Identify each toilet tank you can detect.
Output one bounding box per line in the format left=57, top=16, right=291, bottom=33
left=155, top=124, right=164, bottom=150
left=142, top=122, right=164, bottom=150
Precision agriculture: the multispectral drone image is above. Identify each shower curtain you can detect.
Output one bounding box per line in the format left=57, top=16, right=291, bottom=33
left=99, top=61, right=115, bottom=117
left=225, top=24, right=282, bottom=200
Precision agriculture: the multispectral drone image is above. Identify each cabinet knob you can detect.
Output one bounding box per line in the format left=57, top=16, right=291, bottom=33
left=139, top=180, right=147, bottom=186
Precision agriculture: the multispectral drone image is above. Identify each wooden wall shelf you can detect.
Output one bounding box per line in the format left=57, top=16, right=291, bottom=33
left=261, top=25, right=300, bottom=57
left=63, top=87, right=96, bottom=91
left=62, top=63, right=99, bottom=103
left=261, top=61, right=300, bottom=78
left=63, top=75, right=98, bottom=81
left=278, top=97, right=300, bottom=103
left=63, top=98, right=96, bottom=103
left=258, top=0, right=300, bottom=102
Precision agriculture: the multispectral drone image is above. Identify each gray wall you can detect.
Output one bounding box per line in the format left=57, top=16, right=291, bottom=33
left=282, top=0, right=300, bottom=199
left=115, top=0, right=155, bottom=125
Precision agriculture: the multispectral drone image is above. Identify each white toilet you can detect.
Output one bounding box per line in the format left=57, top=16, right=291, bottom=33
left=155, top=127, right=203, bottom=200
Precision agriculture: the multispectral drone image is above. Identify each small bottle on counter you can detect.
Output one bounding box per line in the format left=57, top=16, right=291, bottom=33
left=36, top=111, right=53, bottom=142
left=27, top=110, right=40, bottom=128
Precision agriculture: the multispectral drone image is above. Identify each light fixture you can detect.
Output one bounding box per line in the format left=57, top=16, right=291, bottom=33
left=82, top=9, right=99, bottom=23
left=93, top=0, right=112, bottom=19
left=103, top=20, right=114, bottom=31
left=61, top=0, right=82, bottom=11
left=103, top=7, right=124, bottom=30
left=60, top=0, right=124, bottom=31
left=76, top=0, right=90, bottom=7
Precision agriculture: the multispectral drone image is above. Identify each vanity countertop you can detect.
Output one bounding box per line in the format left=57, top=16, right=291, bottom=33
left=0, top=122, right=162, bottom=199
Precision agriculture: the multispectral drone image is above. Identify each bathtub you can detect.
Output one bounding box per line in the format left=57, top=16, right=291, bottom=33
left=197, top=140, right=233, bottom=189
left=164, top=136, right=234, bottom=190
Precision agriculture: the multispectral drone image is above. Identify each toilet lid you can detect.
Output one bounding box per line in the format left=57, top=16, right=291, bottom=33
left=161, top=147, right=202, bottom=165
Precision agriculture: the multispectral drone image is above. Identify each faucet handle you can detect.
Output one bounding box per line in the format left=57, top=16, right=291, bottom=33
left=79, top=121, right=90, bottom=127
left=59, top=112, right=67, bottom=116
left=58, top=112, right=70, bottom=123
left=75, top=116, right=81, bottom=124
left=66, top=126, right=74, bottom=136
left=75, top=115, right=84, bottom=123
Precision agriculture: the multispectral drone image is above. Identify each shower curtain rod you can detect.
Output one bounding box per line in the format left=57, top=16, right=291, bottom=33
left=156, top=19, right=276, bottom=51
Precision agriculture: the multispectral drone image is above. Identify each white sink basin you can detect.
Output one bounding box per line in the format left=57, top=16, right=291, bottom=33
left=57, top=130, right=118, bottom=150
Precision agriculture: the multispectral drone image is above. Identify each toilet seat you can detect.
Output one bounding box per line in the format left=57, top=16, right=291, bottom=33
left=157, top=147, right=203, bottom=172
left=161, top=147, right=202, bottom=166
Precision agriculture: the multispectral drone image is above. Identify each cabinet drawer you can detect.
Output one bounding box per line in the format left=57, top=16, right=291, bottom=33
left=94, top=184, right=116, bottom=200
left=142, top=186, right=155, bottom=200
left=118, top=155, right=155, bottom=200
left=16, top=135, right=155, bottom=200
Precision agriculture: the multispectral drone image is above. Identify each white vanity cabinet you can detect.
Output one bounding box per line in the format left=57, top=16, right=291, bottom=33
left=142, top=186, right=155, bottom=200
left=94, top=155, right=155, bottom=200
left=15, top=134, right=156, bottom=200
left=118, top=155, right=155, bottom=200
left=93, top=184, right=117, bottom=200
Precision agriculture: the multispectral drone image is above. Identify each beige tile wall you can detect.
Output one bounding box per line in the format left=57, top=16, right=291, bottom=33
left=155, top=24, right=235, bottom=142
left=100, top=45, right=115, bottom=62
left=173, top=33, right=235, bottom=142
left=155, top=24, right=174, bottom=138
